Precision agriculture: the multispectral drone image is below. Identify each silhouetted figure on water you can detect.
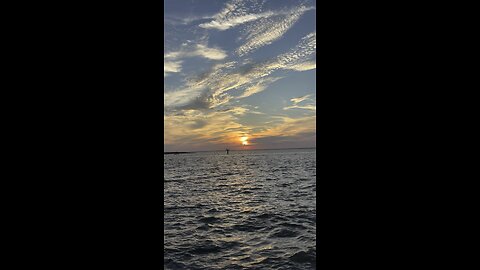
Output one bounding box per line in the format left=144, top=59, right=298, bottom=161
left=226, top=148, right=229, bottom=155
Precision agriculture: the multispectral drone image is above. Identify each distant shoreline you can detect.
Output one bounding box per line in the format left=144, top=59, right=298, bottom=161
left=164, top=147, right=316, bottom=154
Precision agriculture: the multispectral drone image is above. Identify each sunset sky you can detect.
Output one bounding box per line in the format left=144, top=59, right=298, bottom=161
left=164, top=0, right=316, bottom=152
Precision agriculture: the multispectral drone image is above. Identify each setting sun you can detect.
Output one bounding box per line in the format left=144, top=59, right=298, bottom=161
left=240, top=136, right=249, bottom=146
left=164, top=1, right=317, bottom=268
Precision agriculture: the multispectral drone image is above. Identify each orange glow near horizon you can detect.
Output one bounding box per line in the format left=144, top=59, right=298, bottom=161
left=240, top=136, right=249, bottom=146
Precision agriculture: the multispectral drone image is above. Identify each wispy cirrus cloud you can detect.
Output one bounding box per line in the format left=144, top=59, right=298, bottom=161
left=199, top=0, right=270, bottom=30
left=164, top=43, right=228, bottom=78
left=164, top=0, right=316, bottom=151
left=200, top=11, right=276, bottom=30
left=164, top=61, right=182, bottom=77
left=237, top=76, right=283, bottom=99
left=276, top=32, right=316, bottom=70
left=164, top=85, right=208, bottom=109
left=291, top=94, right=312, bottom=104
left=284, top=94, right=316, bottom=111
left=284, top=104, right=316, bottom=111
left=284, top=61, right=316, bottom=71
left=236, top=6, right=314, bottom=56
left=165, top=44, right=227, bottom=61
left=164, top=32, right=316, bottom=111
left=165, top=14, right=213, bottom=26
left=198, top=0, right=313, bottom=57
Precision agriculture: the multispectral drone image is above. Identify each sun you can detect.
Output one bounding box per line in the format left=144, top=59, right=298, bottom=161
left=240, top=136, right=249, bottom=146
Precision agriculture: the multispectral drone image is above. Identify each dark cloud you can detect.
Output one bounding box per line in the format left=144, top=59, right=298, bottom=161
left=251, top=132, right=316, bottom=149
left=189, top=120, right=208, bottom=129
left=166, top=87, right=214, bottom=113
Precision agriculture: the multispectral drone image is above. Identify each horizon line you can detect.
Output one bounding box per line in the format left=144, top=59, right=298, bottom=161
left=164, top=146, right=316, bottom=154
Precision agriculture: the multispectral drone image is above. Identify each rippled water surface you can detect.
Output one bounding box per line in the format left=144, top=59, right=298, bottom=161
left=164, top=149, right=316, bottom=270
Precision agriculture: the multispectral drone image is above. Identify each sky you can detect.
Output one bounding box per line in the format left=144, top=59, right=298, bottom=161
left=164, top=0, right=316, bottom=152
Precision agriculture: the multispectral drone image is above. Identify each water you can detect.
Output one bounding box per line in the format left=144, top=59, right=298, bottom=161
left=164, top=149, right=316, bottom=270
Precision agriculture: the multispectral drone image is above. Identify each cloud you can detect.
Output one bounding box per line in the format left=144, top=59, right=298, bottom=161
left=164, top=0, right=316, bottom=152
left=195, top=45, right=228, bottom=60
left=164, top=32, right=316, bottom=120
left=216, top=106, right=250, bottom=116
left=164, top=109, right=253, bottom=151
left=237, top=77, right=283, bottom=99
left=250, top=132, right=316, bottom=149
left=197, top=0, right=314, bottom=58
left=244, top=115, right=316, bottom=148
left=188, top=119, right=208, bottom=129
left=284, top=94, right=316, bottom=111
left=236, top=6, right=314, bottom=56
left=276, top=32, right=316, bottom=70
left=291, top=94, right=312, bottom=105
left=164, top=107, right=315, bottom=151
left=164, top=85, right=208, bottom=109
left=256, top=115, right=316, bottom=138
left=165, top=44, right=227, bottom=61
left=164, top=62, right=237, bottom=111
left=200, top=11, right=276, bottom=30
left=164, top=61, right=182, bottom=77
left=199, top=0, right=272, bottom=30
left=164, top=32, right=315, bottom=112
left=284, top=61, right=316, bottom=71
left=284, top=104, right=316, bottom=111
left=165, top=14, right=213, bottom=26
